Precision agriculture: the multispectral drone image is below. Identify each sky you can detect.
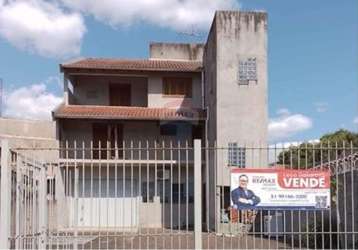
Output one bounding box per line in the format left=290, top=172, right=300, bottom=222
left=0, top=0, right=357, bottom=143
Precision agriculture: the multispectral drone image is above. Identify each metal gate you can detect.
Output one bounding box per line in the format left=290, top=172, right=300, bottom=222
left=201, top=141, right=358, bottom=249
left=0, top=141, right=48, bottom=249
left=12, top=152, right=48, bottom=249
left=1, top=139, right=357, bottom=249
left=1, top=140, right=199, bottom=249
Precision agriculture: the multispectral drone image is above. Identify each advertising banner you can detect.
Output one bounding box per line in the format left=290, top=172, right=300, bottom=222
left=231, top=168, right=331, bottom=210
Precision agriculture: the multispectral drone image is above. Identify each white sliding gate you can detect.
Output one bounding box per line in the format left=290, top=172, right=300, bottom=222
left=1, top=140, right=199, bottom=249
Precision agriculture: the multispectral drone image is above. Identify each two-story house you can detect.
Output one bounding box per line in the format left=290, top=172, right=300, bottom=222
left=52, top=48, right=205, bottom=229
left=55, top=57, right=205, bottom=155
left=51, top=10, right=268, bottom=231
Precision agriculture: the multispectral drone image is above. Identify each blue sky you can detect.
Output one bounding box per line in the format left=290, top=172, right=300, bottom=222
left=0, top=0, right=357, bottom=143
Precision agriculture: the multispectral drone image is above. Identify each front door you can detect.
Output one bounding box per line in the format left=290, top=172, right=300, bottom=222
left=93, top=123, right=108, bottom=159
left=93, top=123, right=124, bottom=159
left=109, top=84, right=131, bottom=106
left=109, top=124, right=124, bottom=159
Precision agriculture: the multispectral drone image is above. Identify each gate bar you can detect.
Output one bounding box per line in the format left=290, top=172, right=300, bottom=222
left=194, top=139, right=202, bottom=249
left=0, top=140, right=11, bottom=249
left=15, top=154, right=21, bottom=249
left=38, top=165, right=48, bottom=249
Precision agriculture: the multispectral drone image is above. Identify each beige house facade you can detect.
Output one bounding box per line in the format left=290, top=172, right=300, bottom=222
left=50, top=10, right=268, bottom=231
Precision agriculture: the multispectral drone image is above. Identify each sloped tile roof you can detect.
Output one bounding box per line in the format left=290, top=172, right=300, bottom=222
left=53, top=105, right=205, bottom=121
left=60, top=58, right=202, bottom=72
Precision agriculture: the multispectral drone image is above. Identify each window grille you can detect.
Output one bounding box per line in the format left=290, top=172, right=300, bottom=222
left=228, top=143, right=246, bottom=168
left=238, top=57, right=257, bottom=84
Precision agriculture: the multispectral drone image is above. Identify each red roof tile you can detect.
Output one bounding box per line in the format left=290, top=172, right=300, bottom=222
left=53, top=105, right=205, bottom=121
left=60, top=58, right=202, bottom=72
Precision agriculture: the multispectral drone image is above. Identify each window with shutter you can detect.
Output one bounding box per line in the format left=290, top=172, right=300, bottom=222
left=163, top=77, right=192, bottom=97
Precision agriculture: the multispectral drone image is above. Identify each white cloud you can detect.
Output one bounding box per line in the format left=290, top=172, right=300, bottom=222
left=0, top=0, right=86, bottom=58
left=3, top=79, right=62, bottom=120
left=60, top=0, right=238, bottom=31
left=268, top=109, right=313, bottom=142
left=354, top=117, right=358, bottom=125
left=276, top=108, right=290, bottom=116
left=314, top=102, right=328, bottom=113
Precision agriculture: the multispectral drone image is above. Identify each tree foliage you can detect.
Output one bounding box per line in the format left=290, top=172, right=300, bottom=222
left=277, top=129, right=358, bottom=169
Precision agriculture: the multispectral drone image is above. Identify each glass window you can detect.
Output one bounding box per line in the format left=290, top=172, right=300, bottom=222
left=238, top=57, right=257, bottom=85
left=142, top=181, right=155, bottom=202
left=228, top=143, right=246, bottom=168
left=156, top=180, right=193, bottom=204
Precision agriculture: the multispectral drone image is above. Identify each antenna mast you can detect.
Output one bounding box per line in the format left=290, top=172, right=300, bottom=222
left=177, top=25, right=205, bottom=40
left=0, top=78, right=2, bottom=117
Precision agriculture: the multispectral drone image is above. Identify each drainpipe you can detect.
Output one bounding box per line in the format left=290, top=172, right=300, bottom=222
left=63, top=73, right=69, bottom=105
left=202, top=68, right=211, bottom=232
left=201, top=70, right=209, bottom=145
left=201, top=70, right=205, bottom=110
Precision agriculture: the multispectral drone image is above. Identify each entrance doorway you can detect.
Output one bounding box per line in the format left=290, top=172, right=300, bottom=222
left=93, top=123, right=124, bottom=159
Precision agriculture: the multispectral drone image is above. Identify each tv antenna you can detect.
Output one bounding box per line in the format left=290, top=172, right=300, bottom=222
left=177, top=25, right=206, bottom=39
left=0, top=78, right=2, bottom=117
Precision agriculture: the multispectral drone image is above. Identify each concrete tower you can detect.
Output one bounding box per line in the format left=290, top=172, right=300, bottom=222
left=203, top=10, right=268, bottom=230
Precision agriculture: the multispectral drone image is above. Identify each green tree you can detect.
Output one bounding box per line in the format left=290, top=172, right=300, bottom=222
left=320, top=129, right=358, bottom=145
left=277, top=129, right=358, bottom=169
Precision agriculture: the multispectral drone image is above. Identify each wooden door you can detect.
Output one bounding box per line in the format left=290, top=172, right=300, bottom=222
left=93, top=123, right=108, bottom=159
left=109, top=84, right=131, bottom=106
